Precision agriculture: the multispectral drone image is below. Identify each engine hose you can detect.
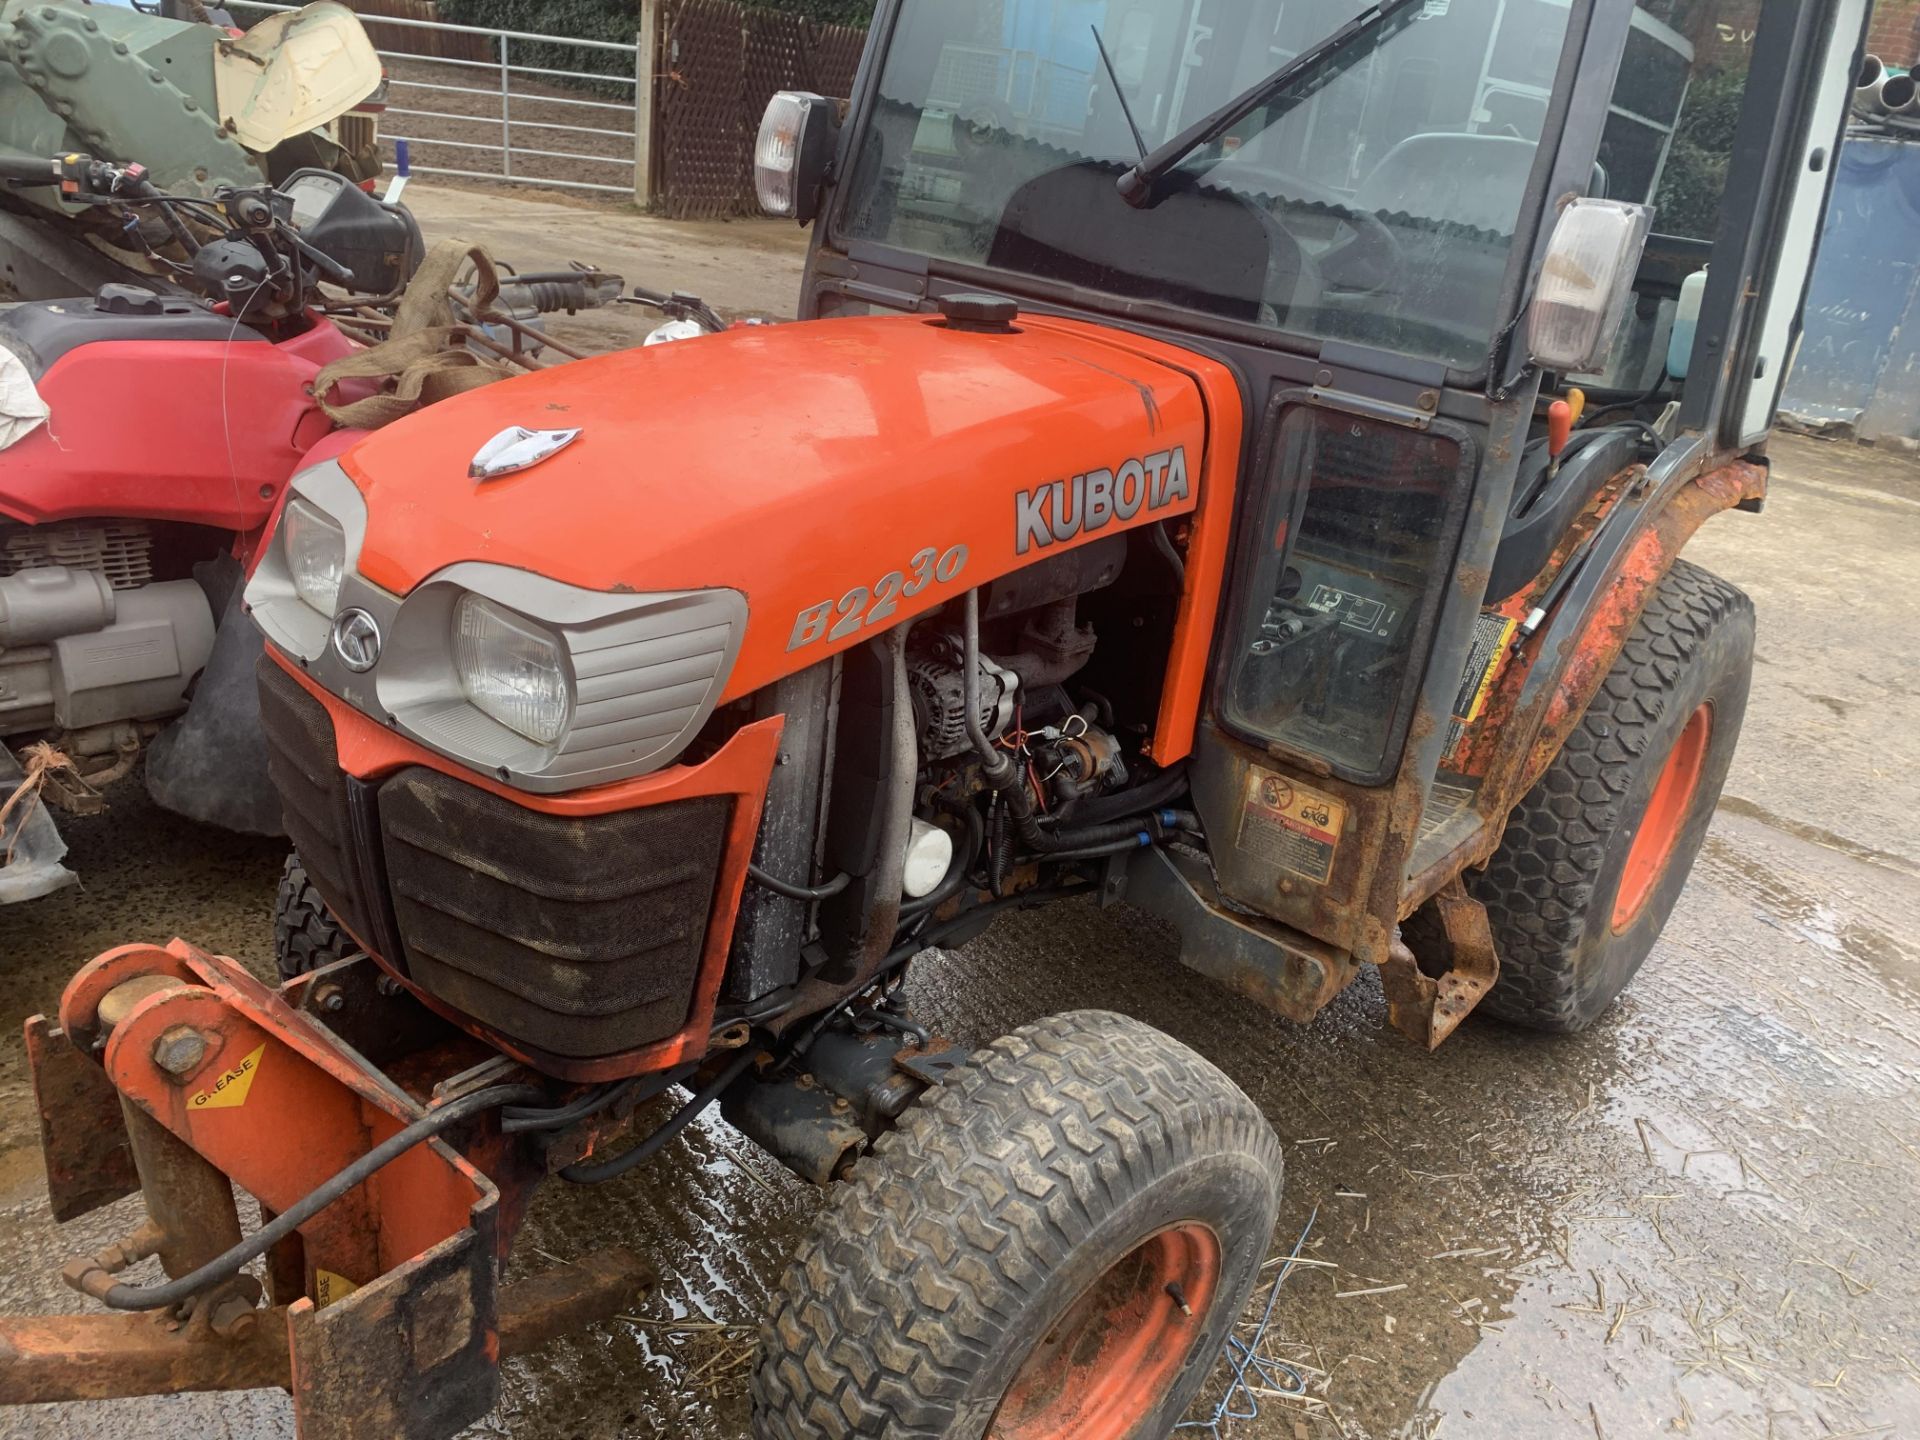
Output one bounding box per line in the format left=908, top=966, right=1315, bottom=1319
left=1071, top=761, right=1191, bottom=826
left=558, top=1046, right=761, bottom=1185
left=1038, top=810, right=1204, bottom=863
left=899, top=803, right=986, bottom=921
left=880, top=882, right=1098, bottom=978
left=97, top=1083, right=543, bottom=1312
left=1042, top=836, right=1155, bottom=863
left=988, top=801, right=1013, bottom=898
left=747, top=864, right=853, bottom=903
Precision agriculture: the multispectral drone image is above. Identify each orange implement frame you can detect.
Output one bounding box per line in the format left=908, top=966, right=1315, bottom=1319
left=20, top=940, right=505, bottom=1438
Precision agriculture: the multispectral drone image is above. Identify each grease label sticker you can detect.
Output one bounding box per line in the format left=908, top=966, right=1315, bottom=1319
left=315, top=1270, right=360, bottom=1309
left=1237, top=768, right=1347, bottom=885
left=188, top=1044, right=264, bottom=1111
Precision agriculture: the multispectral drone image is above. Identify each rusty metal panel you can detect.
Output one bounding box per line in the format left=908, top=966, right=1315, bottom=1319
left=1125, top=845, right=1361, bottom=1024
left=1380, top=879, right=1501, bottom=1049
left=23, top=1016, right=137, bottom=1223
left=288, top=1220, right=500, bottom=1440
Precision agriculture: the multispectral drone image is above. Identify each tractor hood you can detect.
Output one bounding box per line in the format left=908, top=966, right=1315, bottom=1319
left=339, top=313, right=1229, bottom=702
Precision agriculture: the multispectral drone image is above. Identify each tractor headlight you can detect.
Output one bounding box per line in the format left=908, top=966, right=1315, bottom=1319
left=452, top=593, right=573, bottom=746
left=248, top=464, right=370, bottom=663
left=284, top=499, right=348, bottom=616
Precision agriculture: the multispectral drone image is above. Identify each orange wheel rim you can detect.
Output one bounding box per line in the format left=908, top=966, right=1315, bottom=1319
left=990, top=1223, right=1222, bottom=1439
left=1613, top=704, right=1712, bottom=932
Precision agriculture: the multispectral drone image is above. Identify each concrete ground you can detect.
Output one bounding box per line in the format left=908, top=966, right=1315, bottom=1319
left=0, top=197, right=1916, bottom=1440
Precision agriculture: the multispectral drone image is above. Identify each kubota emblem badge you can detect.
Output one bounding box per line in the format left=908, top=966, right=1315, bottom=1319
left=470, top=425, right=582, bottom=481
left=332, top=608, right=383, bottom=672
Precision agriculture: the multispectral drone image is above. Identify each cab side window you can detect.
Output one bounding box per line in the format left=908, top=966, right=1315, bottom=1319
left=1582, top=2, right=1754, bottom=392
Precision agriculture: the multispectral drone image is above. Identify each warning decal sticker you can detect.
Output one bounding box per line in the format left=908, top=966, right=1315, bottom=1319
left=1236, top=768, right=1348, bottom=885
left=1443, top=611, right=1520, bottom=762
left=188, top=1043, right=264, bottom=1111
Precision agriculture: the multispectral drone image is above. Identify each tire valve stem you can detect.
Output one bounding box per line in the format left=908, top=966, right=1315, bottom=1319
left=1165, top=1281, right=1192, bottom=1317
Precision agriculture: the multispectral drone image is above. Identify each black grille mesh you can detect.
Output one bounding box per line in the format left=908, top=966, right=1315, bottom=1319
left=378, top=768, right=729, bottom=1059
left=257, top=657, right=375, bottom=946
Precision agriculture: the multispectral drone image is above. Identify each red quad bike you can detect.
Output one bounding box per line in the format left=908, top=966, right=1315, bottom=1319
left=0, top=153, right=417, bottom=900
left=0, top=154, right=628, bottom=902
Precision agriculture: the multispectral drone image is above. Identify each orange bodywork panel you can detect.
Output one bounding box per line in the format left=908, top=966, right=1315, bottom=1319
left=338, top=313, right=1242, bottom=764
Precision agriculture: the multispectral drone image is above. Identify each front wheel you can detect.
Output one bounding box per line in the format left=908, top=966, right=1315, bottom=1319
left=274, top=852, right=356, bottom=980
left=1472, top=559, right=1754, bottom=1032
left=752, top=1010, right=1283, bottom=1439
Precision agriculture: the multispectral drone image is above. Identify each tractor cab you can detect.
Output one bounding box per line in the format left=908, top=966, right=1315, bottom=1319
left=760, top=0, right=1871, bottom=1043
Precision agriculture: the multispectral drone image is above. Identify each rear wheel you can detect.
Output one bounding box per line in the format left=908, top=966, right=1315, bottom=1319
left=274, top=852, right=355, bottom=979
left=752, top=1010, right=1283, bottom=1439
left=1472, top=559, right=1753, bottom=1032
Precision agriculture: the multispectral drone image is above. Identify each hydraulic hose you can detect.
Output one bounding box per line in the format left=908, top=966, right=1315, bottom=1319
left=747, top=864, right=853, bottom=903
left=558, top=1046, right=761, bottom=1185
left=500, top=1062, right=697, bottom=1136
left=97, top=1083, right=543, bottom=1312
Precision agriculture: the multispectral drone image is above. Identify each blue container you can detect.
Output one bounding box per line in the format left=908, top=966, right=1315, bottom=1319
left=1781, top=134, right=1920, bottom=442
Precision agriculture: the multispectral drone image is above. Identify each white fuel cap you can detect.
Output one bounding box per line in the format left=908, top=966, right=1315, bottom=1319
left=902, top=818, right=955, bottom=900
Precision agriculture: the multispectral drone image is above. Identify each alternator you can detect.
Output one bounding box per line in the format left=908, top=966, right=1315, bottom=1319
left=907, top=650, right=1018, bottom=760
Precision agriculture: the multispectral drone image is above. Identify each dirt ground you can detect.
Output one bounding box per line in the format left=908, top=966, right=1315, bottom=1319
left=401, top=185, right=811, bottom=340
left=0, top=201, right=1916, bottom=1440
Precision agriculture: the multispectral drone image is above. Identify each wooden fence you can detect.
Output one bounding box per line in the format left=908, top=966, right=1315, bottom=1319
left=650, top=0, right=867, bottom=218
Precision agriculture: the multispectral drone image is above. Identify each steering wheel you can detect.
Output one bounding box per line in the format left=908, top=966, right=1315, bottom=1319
left=1317, top=205, right=1404, bottom=296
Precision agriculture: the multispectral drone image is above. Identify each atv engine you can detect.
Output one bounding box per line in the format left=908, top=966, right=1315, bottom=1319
left=0, top=519, right=216, bottom=744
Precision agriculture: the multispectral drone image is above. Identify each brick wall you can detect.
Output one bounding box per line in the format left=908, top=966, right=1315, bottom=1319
left=1677, top=1, right=1916, bottom=72
left=1866, top=0, right=1920, bottom=67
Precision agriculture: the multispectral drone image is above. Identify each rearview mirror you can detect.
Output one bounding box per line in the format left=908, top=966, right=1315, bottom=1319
left=1527, top=198, right=1654, bottom=376
left=755, top=91, right=841, bottom=225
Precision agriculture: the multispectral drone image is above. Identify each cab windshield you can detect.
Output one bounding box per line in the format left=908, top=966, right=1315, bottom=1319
left=838, top=0, right=1580, bottom=370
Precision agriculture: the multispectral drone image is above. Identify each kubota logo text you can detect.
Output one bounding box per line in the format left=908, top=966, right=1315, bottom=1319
left=1015, top=447, right=1191, bottom=555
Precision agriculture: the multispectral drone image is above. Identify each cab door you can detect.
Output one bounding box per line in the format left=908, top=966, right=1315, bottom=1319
left=1677, top=0, right=1874, bottom=447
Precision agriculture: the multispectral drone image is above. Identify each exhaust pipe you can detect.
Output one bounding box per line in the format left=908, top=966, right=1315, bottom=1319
left=1882, top=73, right=1920, bottom=118
left=1857, top=54, right=1886, bottom=109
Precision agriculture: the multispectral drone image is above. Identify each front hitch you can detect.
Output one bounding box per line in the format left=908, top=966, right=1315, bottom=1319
left=5, top=940, right=656, bottom=1437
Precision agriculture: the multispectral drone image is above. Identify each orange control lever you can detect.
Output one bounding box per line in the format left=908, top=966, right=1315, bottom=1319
left=1547, top=400, right=1574, bottom=460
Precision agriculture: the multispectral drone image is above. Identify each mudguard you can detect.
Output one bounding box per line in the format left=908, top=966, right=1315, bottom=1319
left=147, top=580, right=286, bottom=837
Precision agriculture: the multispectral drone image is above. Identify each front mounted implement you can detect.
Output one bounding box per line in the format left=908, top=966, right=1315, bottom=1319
left=5, top=938, right=655, bottom=1436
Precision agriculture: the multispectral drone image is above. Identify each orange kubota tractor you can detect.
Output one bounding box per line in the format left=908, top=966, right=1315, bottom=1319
left=3, top=1, right=1876, bottom=1436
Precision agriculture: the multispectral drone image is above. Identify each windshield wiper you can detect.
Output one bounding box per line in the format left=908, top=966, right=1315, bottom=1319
left=1116, top=0, right=1430, bottom=208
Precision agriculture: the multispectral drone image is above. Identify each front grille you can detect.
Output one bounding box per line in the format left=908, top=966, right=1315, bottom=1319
left=378, top=768, right=729, bottom=1059
left=257, top=657, right=376, bottom=945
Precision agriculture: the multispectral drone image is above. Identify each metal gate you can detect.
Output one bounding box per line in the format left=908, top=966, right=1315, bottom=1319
left=229, top=1, right=640, bottom=197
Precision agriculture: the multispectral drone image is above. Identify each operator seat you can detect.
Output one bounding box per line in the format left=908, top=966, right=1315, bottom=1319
left=988, top=160, right=1301, bottom=323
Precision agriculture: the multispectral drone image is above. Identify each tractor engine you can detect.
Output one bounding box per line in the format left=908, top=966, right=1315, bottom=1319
left=906, top=599, right=1129, bottom=816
